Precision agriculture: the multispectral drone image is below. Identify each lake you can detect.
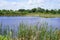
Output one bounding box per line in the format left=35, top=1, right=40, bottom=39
left=0, top=16, right=60, bottom=37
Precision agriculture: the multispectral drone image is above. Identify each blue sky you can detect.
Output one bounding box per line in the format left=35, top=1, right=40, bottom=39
left=0, top=0, right=60, bottom=10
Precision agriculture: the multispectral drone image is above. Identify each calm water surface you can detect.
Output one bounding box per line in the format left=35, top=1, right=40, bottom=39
left=0, top=16, right=60, bottom=29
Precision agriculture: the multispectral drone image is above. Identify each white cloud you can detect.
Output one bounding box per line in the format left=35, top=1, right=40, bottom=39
left=0, top=0, right=45, bottom=10
left=28, top=0, right=44, bottom=5
left=0, top=1, right=7, bottom=7
left=0, top=0, right=60, bottom=10
left=26, top=0, right=45, bottom=9
left=0, top=0, right=27, bottom=10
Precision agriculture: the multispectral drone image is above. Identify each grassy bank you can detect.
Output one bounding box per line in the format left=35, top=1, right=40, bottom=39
left=0, top=12, right=60, bottom=18
left=25, top=13, right=60, bottom=18
left=0, top=23, right=60, bottom=40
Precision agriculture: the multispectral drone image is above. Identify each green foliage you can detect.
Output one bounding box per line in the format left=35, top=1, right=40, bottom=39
left=18, top=23, right=60, bottom=40
left=0, top=7, right=60, bottom=16
left=50, top=9, right=57, bottom=14
left=45, top=9, right=49, bottom=13
left=31, top=8, right=37, bottom=12
left=0, top=23, right=60, bottom=40
left=0, top=35, right=8, bottom=40
left=58, top=9, right=60, bottom=14
left=37, top=7, right=45, bottom=13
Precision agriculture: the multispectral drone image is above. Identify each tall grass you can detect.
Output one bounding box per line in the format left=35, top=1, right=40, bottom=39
left=0, top=23, right=60, bottom=40
left=18, top=23, right=60, bottom=40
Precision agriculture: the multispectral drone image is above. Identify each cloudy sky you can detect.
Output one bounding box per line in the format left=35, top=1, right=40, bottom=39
left=0, top=0, right=60, bottom=10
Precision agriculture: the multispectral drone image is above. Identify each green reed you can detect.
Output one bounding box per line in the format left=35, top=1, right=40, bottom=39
left=0, top=23, right=60, bottom=40
left=18, top=23, right=60, bottom=40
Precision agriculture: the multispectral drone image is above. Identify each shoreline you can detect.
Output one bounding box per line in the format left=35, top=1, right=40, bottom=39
left=0, top=13, right=60, bottom=18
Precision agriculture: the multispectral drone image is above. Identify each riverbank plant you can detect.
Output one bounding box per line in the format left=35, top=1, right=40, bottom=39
left=0, top=23, right=60, bottom=40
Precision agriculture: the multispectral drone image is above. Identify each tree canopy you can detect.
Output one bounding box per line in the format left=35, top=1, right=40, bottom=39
left=0, top=7, right=60, bottom=16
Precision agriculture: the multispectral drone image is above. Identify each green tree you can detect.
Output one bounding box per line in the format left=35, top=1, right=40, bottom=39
left=45, top=9, right=50, bottom=13
left=37, top=7, right=45, bottom=13
left=50, top=9, right=57, bottom=14
left=31, top=8, right=37, bottom=12
left=18, top=9, right=25, bottom=12
left=58, top=9, right=60, bottom=14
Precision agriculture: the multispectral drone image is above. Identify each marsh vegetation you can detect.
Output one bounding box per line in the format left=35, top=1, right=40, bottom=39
left=0, top=23, right=60, bottom=40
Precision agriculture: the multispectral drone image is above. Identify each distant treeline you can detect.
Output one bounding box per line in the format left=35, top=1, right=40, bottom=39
left=0, top=7, right=60, bottom=16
